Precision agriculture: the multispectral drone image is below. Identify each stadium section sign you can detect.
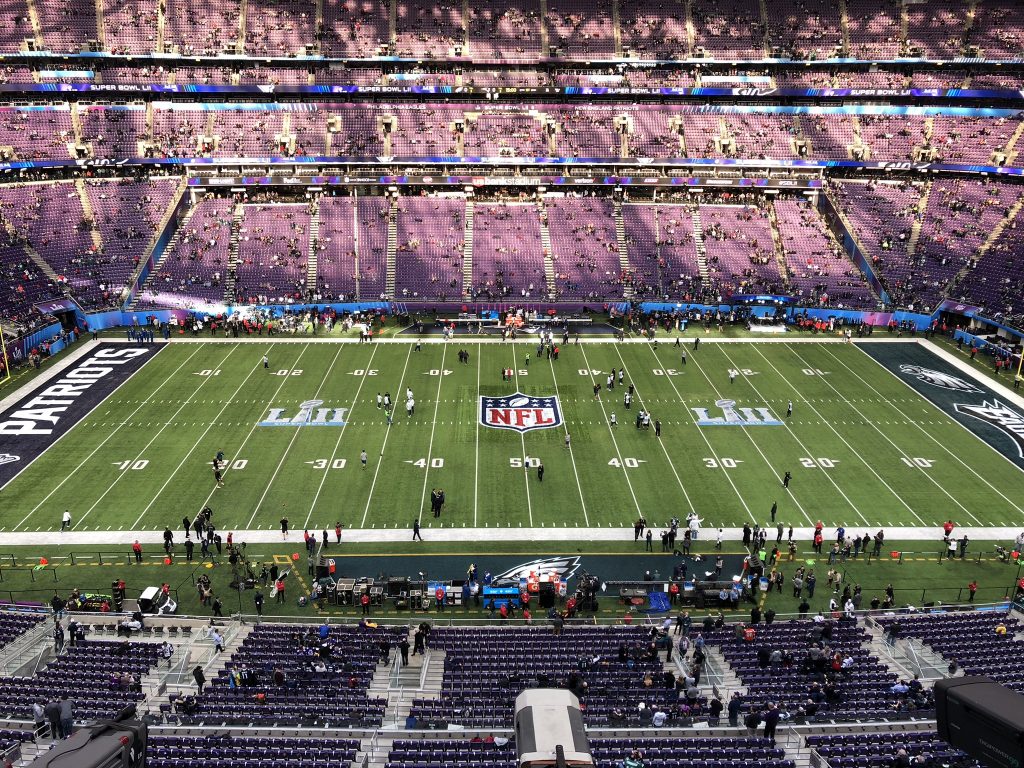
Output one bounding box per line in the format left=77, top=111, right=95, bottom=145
left=0, top=345, right=161, bottom=486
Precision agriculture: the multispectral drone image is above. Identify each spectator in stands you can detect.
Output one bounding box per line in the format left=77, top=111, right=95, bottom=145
left=58, top=696, right=73, bottom=740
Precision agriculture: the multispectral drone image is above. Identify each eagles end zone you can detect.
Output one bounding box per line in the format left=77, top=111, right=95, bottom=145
left=863, top=342, right=1024, bottom=470
left=0, top=344, right=161, bottom=487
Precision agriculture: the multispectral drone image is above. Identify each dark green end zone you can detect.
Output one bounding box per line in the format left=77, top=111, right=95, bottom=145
left=859, top=342, right=1024, bottom=471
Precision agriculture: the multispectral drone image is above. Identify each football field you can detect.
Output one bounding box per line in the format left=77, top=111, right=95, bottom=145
left=1, top=337, right=1022, bottom=539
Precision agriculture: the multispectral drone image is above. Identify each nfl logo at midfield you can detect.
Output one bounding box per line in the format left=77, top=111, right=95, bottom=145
left=481, top=394, right=563, bottom=433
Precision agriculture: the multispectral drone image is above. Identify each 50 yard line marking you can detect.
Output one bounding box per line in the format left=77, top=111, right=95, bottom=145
left=303, top=345, right=379, bottom=530
left=245, top=344, right=345, bottom=528
left=359, top=346, right=413, bottom=528
left=72, top=344, right=243, bottom=531
left=130, top=346, right=277, bottom=528
left=511, top=344, right=535, bottom=527
left=416, top=343, right=449, bottom=524
left=10, top=344, right=204, bottom=530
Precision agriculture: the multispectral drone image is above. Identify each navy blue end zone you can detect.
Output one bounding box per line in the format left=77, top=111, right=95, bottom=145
left=0, top=344, right=162, bottom=487
left=859, top=342, right=1024, bottom=471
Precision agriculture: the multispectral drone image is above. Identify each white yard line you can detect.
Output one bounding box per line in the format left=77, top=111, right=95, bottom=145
left=194, top=344, right=313, bottom=516
left=72, top=345, right=242, bottom=530
left=416, top=344, right=450, bottom=524
left=473, top=347, right=481, bottom=527
left=699, top=344, right=869, bottom=526
left=509, top=344, right=537, bottom=527
left=745, top=345, right=928, bottom=526
left=302, top=345, right=380, bottom=530
left=577, top=344, right=644, bottom=518
left=830, top=344, right=1024, bottom=514
left=245, top=344, right=344, bottom=529
left=545, top=348, right=590, bottom=526
left=359, top=346, right=414, bottom=527
left=633, top=342, right=760, bottom=523
left=130, top=347, right=277, bottom=528
left=651, top=342, right=811, bottom=524
left=609, top=344, right=695, bottom=516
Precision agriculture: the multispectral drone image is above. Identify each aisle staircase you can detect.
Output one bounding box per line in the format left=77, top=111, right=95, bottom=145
left=223, top=203, right=244, bottom=304
left=766, top=201, right=792, bottom=287
left=948, top=195, right=1024, bottom=294
left=385, top=200, right=398, bottom=299
left=613, top=199, right=633, bottom=299
left=538, top=200, right=557, bottom=299
left=131, top=190, right=197, bottom=309
left=1002, top=120, right=1024, bottom=165
left=307, top=199, right=320, bottom=293
left=360, top=642, right=446, bottom=768
left=24, top=0, right=43, bottom=50
left=461, top=199, right=474, bottom=298
left=691, top=207, right=711, bottom=289
left=839, top=0, right=851, bottom=55
left=124, top=178, right=189, bottom=308
left=74, top=180, right=103, bottom=252
left=906, top=181, right=933, bottom=259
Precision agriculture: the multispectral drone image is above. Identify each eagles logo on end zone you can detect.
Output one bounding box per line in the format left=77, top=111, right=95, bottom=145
left=899, top=364, right=982, bottom=393
left=480, top=394, right=563, bottom=433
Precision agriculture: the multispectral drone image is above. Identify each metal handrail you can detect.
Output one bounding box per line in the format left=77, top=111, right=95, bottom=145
left=0, top=620, right=55, bottom=676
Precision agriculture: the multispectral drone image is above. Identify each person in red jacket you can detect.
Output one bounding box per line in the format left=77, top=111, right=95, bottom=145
left=360, top=591, right=370, bottom=615
left=943, top=520, right=955, bottom=539
left=131, top=541, right=142, bottom=563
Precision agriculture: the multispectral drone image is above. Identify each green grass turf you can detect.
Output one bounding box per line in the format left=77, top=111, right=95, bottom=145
left=2, top=340, right=1022, bottom=535
left=0, top=541, right=1017, bottom=620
